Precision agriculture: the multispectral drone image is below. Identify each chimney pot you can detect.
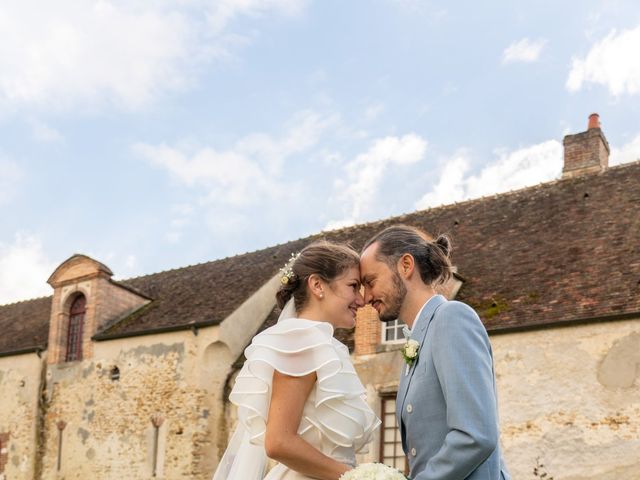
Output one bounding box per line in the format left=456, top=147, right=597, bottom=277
left=588, top=113, right=600, bottom=129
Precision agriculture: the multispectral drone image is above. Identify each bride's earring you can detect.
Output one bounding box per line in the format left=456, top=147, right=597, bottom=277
left=319, top=292, right=324, bottom=299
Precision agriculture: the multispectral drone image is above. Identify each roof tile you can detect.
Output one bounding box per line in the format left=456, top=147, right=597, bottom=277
left=2, top=161, right=639, bottom=354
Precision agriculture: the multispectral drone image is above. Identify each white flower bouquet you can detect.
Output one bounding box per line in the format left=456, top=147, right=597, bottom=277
left=340, top=463, right=407, bottom=479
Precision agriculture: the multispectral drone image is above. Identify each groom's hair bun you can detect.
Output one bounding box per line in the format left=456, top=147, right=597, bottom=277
left=434, top=234, right=451, bottom=258
left=362, top=225, right=452, bottom=286
left=275, top=240, right=360, bottom=311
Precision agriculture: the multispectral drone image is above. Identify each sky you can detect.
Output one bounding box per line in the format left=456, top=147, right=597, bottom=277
left=1, top=0, right=640, bottom=305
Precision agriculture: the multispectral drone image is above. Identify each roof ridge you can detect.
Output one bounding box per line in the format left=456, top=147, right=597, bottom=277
left=0, top=295, right=52, bottom=308
left=410, top=159, right=640, bottom=214
left=609, top=158, right=640, bottom=169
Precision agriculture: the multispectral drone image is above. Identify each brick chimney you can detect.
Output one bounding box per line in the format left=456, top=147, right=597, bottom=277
left=562, top=113, right=610, bottom=179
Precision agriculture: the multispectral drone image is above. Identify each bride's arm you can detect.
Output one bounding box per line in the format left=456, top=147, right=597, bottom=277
left=265, top=370, right=352, bottom=480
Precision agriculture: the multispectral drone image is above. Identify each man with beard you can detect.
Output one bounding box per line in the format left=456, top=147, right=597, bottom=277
left=360, top=225, right=510, bottom=480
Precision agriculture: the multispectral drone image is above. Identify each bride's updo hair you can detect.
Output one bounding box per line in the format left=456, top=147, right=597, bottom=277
left=276, top=241, right=360, bottom=312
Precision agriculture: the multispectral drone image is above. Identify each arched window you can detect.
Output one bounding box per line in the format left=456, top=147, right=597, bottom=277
left=65, top=295, right=86, bottom=362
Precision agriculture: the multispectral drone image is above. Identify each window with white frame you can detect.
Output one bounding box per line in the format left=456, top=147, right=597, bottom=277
left=381, top=318, right=406, bottom=343
left=379, top=395, right=408, bottom=474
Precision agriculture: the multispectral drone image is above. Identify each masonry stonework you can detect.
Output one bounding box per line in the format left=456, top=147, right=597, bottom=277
left=492, top=319, right=640, bottom=480
left=39, top=327, right=232, bottom=480
left=0, top=432, right=9, bottom=479
left=0, top=353, right=44, bottom=480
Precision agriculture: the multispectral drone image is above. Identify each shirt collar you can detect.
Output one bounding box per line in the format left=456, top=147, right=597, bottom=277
left=407, top=294, right=439, bottom=334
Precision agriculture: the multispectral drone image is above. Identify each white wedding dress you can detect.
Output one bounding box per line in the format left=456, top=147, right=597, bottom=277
left=214, top=317, right=380, bottom=479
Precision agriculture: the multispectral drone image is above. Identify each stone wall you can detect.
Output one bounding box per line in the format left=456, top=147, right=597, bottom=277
left=0, top=352, right=45, bottom=480
left=353, top=317, right=640, bottom=480
left=493, top=318, right=640, bottom=480
left=38, top=325, right=236, bottom=480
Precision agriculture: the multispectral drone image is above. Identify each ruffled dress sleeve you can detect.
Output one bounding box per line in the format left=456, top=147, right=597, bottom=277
left=229, top=318, right=380, bottom=456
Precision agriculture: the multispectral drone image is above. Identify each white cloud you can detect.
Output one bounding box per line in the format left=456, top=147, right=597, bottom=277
left=567, top=25, right=640, bottom=95
left=136, top=143, right=271, bottom=206
left=166, top=203, right=195, bottom=244
left=206, top=0, right=308, bottom=33
left=326, top=133, right=428, bottom=229
left=235, top=110, right=339, bottom=173
left=364, top=102, right=385, bottom=122
left=414, top=152, right=469, bottom=209
left=390, top=0, right=447, bottom=20
left=415, top=140, right=562, bottom=209
left=502, top=38, right=547, bottom=64
left=124, top=254, right=137, bottom=270
left=29, top=119, right=64, bottom=143
left=611, top=134, right=640, bottom=166
left=0, top=156, right=23, bottom=205
left=0, top=0, right=307, bottom=111
left=0, top=234, right=55, bottom=305
left=135, top=110, right=336, bottom=207
left=97, top=250, right=142, bottom=279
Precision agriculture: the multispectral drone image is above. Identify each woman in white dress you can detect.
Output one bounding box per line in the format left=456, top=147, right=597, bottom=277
left=213, top=241, right=380, bottom=480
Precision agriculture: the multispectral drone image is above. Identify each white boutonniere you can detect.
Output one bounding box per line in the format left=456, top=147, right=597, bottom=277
left=402, top=339, right=420, bottom=370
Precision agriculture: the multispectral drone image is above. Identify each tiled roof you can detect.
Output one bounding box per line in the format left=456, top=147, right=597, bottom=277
left=0, top=296, right=52, bottom=356
left=2, top=161, right=639, bottom=355
left=99, top=240, right=312, bottom=337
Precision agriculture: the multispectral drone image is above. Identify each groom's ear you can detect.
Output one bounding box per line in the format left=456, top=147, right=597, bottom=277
left=397, top=253, right=415, bottom=279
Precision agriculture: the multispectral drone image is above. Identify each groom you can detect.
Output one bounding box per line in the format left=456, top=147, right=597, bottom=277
left=360, top=225, right=510, bottom=480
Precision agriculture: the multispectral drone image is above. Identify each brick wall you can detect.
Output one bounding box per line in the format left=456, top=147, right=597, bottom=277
left=562, top=128, right=609, bottom=178
left=94, top=281, right=149, bottom=333
left=354, top=305, right=381, bottom=356
left=47, top=260, right=148, bottom=365
left=47, top=279, right=96, bottom=364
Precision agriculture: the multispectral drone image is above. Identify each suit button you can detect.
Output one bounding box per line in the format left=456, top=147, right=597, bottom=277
left=406, top=404, right=413, bottom=413
left=410, top=447, right=417, bottom=457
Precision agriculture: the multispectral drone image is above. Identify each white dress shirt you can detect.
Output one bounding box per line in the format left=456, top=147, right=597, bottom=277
left=406, top=294, right=439, bottom=335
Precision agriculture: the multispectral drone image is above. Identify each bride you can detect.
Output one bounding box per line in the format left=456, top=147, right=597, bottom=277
left=213, top=241, right=380, bottom=480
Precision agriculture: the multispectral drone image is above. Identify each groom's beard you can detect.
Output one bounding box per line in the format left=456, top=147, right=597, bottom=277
left=378, top=271, right=407, bottom=323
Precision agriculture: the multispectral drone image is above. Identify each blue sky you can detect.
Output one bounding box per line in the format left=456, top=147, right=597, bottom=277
left=1, top=0, right=640, bottom=304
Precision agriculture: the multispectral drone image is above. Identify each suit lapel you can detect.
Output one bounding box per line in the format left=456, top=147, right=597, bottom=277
left=396, top=295, right=447, bottom=437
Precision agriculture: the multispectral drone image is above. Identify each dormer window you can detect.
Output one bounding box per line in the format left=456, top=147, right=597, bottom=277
left=66, top=295, right=86, bottom=362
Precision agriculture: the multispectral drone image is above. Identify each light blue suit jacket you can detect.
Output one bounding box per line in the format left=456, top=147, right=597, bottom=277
left=396, top=295, right=511, bottom=480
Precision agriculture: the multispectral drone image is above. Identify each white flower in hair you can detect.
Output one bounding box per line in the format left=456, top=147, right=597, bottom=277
left=279, top=252, right=300, bottom=285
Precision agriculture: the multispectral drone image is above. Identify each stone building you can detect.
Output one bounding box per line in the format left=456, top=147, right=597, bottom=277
left=1, top=115, right=639, bottom=480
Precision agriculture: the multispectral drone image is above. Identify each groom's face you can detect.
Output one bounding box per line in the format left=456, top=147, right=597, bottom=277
left=360, top=243, right=407, bottom=323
